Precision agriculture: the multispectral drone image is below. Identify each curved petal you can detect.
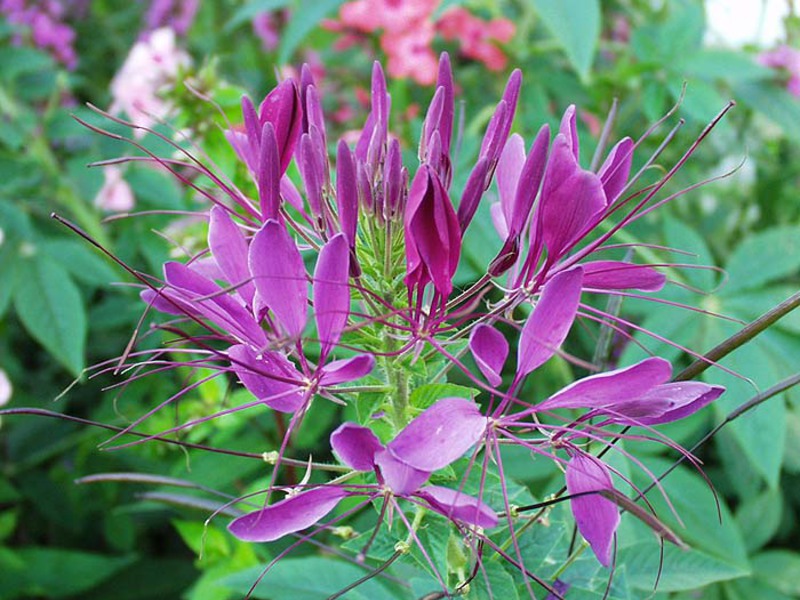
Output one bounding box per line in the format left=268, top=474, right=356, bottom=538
left=228, top=486, right=346, bottom=542
left=496, top=133, right=526, bottom=226
left=314, top=234, right=350, bottom=357
left=228, top=344, right=305, bottom=413
left=581, top=261, right=665, bottom=292
left=249, top=219, right=308, bottom=339
left=631, top=382, right=724, bottom=425
left=387, top=398, right=487, bottom=472
left=374, top=448, right=430, bottom=496
left=330, top=422, right=384, bottom=471
left=209, top=206, right=254, bottom=306
left=469, top=324, right=508, bottom=387
left=319, top=354, right=375, bottom=386
left=417, top=485, right=498, bottom=529
left=517, top=266, right=583, bottom=378
left=598, top=137, right=633, bottom=204
left=257, top=78, right=302, bottom=174
left=538, top=357, right=672, bottom=412
left=566, top=454, right=619, bottom=567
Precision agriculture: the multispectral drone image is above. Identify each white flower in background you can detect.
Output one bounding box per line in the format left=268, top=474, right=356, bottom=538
left=109, top=27, right=190, bottom=133
left=94, top=166, right=135, bottom=212
left=0, top=368, right=11, bottom=407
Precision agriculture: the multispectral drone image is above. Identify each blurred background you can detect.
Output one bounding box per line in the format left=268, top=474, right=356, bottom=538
left=1, top=1, right=799, bottom=598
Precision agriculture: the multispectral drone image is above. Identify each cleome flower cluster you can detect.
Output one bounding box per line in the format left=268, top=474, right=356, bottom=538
left=103, top=53, right=726, bottom=594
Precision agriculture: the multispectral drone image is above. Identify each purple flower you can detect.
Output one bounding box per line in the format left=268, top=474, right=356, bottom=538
left=227, top=398, right=496, bottom=543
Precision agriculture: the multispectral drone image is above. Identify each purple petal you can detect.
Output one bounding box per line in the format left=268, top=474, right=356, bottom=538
left=225, top=128, right=256, bottom=173
left=374, top=449, right=431, bottom=496
left=319, top=354, right=375, bottom=386
left=496, top=133, right=526, bottom=229
left=228, top=344, right=305, bottom=413
left=314, top=234, right=350, bottom=356
left=228, top=486, right=347, bottom=542
left=257, top=78, right=302, bottom=174
left=631, top=382, right=724, bottom=425
left=417, top=485, right=498, bottom=529
left=435, top=52, right=454, bottom=157
left=249, top=220, right=308, bottom=339
left=566, top=453, right=619, bottom=567
left=336, top=140, right=358, bottom=246
left=257, top=122, right=281, bottom=221
left=559, top=104, right=579, bottom=159
left=299, top=133, right=323, bottom=221
left=163, top=262, right=266, bottom=347
left=598, top=137, right=633, bottom=204
left=490, top=202, right=509, bottom=240
left=517, top=266, right=584, bottom=378
left=387, top=398, right=486, bottom=472
left=509, top=124, right=550, bottom=239
left=538, top=358, right=672, bottom=411
left=539, top=135, right=606, bottom=260
left=209, top=206, right=254, bottom=306
left=456, top=156, right=492, bottom=235
left=384, top=138, right=404, bottom=219
left=469, top=324, right=509, bottom=387
left=330, top=422, right=384, bottom=471
left=581, top=261, right=666, bottom=292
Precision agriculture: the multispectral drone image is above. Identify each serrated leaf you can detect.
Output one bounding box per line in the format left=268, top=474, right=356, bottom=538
left=722, top=226, right=800, bottom=293
left=13, top=255, right=86, bottom=376
left=278, top=0, right=344, bottom=65
left=409, top=383, right=477, bottom=410
left=532, top=0, right=600, bottom=81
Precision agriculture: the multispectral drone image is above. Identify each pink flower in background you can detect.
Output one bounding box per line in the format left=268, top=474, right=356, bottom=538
left=252, top=10, right=280, bottom=51
left=758, top=44, right=800, bottom=97
left=327, top=0, right=514, bottom=84
left=1, top=0, right=78, bottom=68
left=94, top=166, right=134, bottom=212
left=437, top=7, right=515, bottom=71
left=109, top=27, right=190, bottom=132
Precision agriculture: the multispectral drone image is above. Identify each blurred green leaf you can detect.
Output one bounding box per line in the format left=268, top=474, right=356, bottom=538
left=13, top=254, right=87, bottom=376
left=734, top=82, right=800, bottom=140
left=532, top=0, right=600, bottom=81
left=722, top=226, right=800, bottom=293
left=225, top=0, right=291, bottom=32
left=734, top=488, right=782, bottom=552
left=677, top=50, right=771, bottom=83
left=278, top=0, right=345, bottom=65
left=752, top=551, right=800, bottom=596
left=41, top=238, right=119, bottom=287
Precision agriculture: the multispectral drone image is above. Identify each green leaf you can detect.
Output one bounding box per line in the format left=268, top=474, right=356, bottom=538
left=225, top=0, right=291, bottom=32
left=619, top=543, right=749, bottom=592
left=532, top=0, right=600, bottom=81
left=722, top=226, right=800, bottom=293
left=0, top=238, right=18, bottom=318
left=13, top=255, right=87, bottom=376
left=278, top=0, right=345, bottom=65
left=409, top=383, right=477, bottom=410
left=0, top=548, right=134, bottom=599
left=752, top=551, right=800, bottom=596
left=222, top=556, right=403, bottom=599
left=734, top=82, right=800, bottom=141
left=677, top=50, right=771, bottom=83
left=668, top=78, right=727, bottom=123
left=734, top=488, right=782, bottom=552
left=662, top=216, right=716, bottom=290
left=467, top=561, right=519, bottom=600
left=41, top=238, right=119, bottom=287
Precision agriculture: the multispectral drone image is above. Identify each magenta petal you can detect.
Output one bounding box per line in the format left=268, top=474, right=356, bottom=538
left=517, top=266, right=584, bottom=378
left=538, top=357, right=672, bottom=411
left=314, top=234, right=350, bottom=356
left=228, top=344, right=305, bottom=413
left=540, top=135, right=606, bottom=260
left=508, top=124, right=550, bottom=239
left=417, top=485, right=498, bottom=529
left=228, top=486, right=347, bottom=542
left=581, top=260, right=666, bottom=292
left=249, top=220, right=308, bottom=339
left=387, top=398, right=487, bottom=472
left=257, top=78, right=302, bottom=174
left=496, top=133, right=526, bottom=229
left=209, top=206, right=254, bottom=306
left=335, top=140, right=358, bottom=246
left=559, top=105, right=579, bottom=159
left=469, top=324, right=509, bottom=387
left=566, top=454, right=619, bottom=567
left=374, top=449, right=431, bottom=496
left=319, top=354, right=375, bottom=386
left=435, top=51, right=455, bottom=157
left=598, top=137, right=633, bottom=204
left=257, top=122, right=281, bottom=221
left=633, top=382, right=724, bottom=425
left=330, top=423, right=384, bottom=471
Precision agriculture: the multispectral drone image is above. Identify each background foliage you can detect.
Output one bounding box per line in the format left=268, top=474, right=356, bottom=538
left=1, top=0, right=800, bottom=598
